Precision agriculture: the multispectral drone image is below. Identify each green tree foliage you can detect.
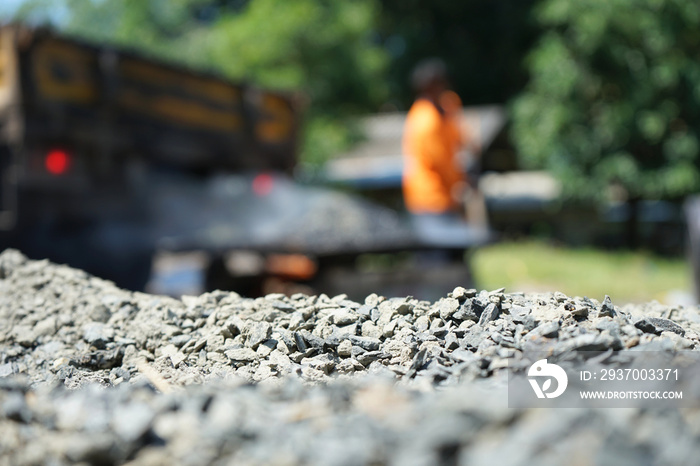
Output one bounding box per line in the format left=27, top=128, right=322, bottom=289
left=378, top=0, right=538, bottom=109
left=13, top=0, right=388, bottom=168
left=204, top=0, right=388, bottom=168
left=15, top=0, right=217, bottom=63
left=512, top=0, right=700, bottom=202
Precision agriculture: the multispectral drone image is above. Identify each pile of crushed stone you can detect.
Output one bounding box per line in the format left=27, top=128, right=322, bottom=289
left=1, top=249, right=700, bottom=465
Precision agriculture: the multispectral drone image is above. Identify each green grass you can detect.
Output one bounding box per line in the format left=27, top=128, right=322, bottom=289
left=471, top=240, right=692, bottom=305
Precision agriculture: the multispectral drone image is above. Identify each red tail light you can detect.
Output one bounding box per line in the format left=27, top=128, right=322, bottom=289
left=45, top=150, right=70, bottom=175
left=252, top=173, right=274, bottom=196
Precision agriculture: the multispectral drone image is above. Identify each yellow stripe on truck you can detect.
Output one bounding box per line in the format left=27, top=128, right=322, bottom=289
left=118, top=58, right=243, bottom=133
left=32, top=40, right=97, bottom=104
left=119, top=59, right=242, bottom=104
left=119, top=88, right=243, bottom=133
left=255, top=94, right=295, bottom=144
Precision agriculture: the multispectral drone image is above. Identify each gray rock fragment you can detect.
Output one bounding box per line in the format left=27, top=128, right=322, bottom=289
left=598, top=295, right=617, bottom=317
left=299, top=330, right=326, bottom=350
left=595, top=318, right=620, bottom=336
left=531, top=320, right=560, bottom=338
left=444, top=332, right=460, bottom=351
left=634, top=317, right=685, bottom=336
left=356, top=351, right=390, bottom=367
left=269, top=300, right=296, bottom=312
left=83, top=323, right=114, bottom=349
left=361, top=321, right=383, bottom=339
left=349, top=335, right=381, bottom=351
left=293, top=332, right=307, bottom=352
left=337, top=339, right=353, bottom=357
left=34, top=317, right=57, bottom=338
left=438, top=297, right=460, bottom=320
left=490, top=332, right=516, bottom=348
left=12, top=325, right=36, bottom=347
left=449, top=286, right=477, bottom=301
left=557, top=333, right=623, bottom=352
left=470, top=298, right=489, bottom=319
left=564, top=301, right=589, bottom=318
left=301, top=353, right=336, bottom=374
left=357, top=304, right=374, bottom=317
left=0, top=363, right=14, bottom=378
left=406, top=348, right=429, bottom=377
left=329, top=308, right=358, bottom=326
left=478, top=303, right=500, bottom=326
left=246, top=321, right=272, bottom=349
left=391, top=297, right=414, bottom=315
left=2, top=392, right=31, bottom=422
left=414, top=315, right=430, bottom=332
left=112, top=402, right=154, bottom=442
left=89, top=304, right=111, bottom=323
left=225, top=348, right=259, bottom=362
left=170, top=334, right=192, bottom=348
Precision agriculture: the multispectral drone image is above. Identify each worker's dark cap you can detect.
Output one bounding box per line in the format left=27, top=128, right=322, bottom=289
left=411, top=58, right=448, bottom=92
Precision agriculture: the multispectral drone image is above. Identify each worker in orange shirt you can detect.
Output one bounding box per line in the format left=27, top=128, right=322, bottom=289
left=402, top=58, right=482, bottom=248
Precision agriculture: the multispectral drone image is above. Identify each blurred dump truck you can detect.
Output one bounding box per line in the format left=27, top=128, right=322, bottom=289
left=0, top=24, right=489, bottom=300
left=0, top=24, right=298, bottom=290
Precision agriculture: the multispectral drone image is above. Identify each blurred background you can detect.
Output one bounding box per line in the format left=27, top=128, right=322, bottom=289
left=0, top=0, right=697, bottom=305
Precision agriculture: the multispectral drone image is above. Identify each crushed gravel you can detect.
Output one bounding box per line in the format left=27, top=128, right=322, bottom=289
left=1, top=249, right=700, bottom=465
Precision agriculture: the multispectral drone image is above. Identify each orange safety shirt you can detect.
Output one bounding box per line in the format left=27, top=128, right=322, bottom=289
left=402, top=92, right=465, bottom=214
